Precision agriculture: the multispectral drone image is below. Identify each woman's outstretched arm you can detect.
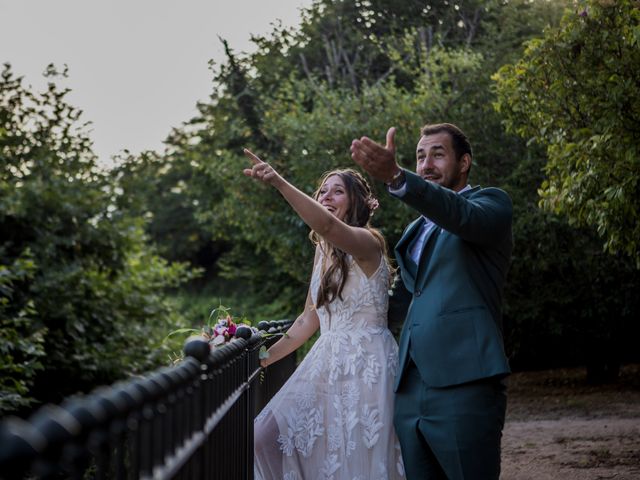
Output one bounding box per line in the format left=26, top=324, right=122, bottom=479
left=242, top=148, right=380, bottom=266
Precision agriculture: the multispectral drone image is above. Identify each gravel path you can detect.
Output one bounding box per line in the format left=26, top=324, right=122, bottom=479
left=502, top=417, right=640, bottom=479
left=499, top=365, right=640, bottom=480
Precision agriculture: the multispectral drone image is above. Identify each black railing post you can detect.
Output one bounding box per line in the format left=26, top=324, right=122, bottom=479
left=0, top=319, right=295, bottom=480
left=0, top=417, right=45, bottom=479
left=245, top=333, right=263, bottom=480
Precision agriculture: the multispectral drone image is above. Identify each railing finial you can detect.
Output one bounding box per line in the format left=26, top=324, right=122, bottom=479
left=183, top=335, right=210, bottom=363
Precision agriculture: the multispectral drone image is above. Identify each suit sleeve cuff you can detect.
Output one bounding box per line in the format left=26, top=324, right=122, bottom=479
left=387, top=182, right=407, bottom=197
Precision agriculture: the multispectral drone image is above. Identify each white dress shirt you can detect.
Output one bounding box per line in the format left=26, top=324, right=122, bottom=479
left=389, top=180, right=471, bottom=263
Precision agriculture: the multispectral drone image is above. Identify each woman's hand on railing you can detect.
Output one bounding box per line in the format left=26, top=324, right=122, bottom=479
left=256, top=319, right=295, bottom=369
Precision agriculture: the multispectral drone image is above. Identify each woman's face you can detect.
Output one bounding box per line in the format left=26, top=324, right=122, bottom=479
left=318, top=174, right=350, bottom=221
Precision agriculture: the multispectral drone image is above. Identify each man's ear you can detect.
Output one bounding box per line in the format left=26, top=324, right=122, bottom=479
left=460, top=153, right=471, bottom=174
left=459, top=153, right=472, bottom=174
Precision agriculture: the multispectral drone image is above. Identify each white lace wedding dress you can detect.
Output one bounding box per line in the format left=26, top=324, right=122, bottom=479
left=254, top=253, right=405, bottom=480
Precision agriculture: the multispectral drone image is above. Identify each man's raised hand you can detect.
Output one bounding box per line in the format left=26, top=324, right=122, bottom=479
left=350, top=127, right=400, bottom=183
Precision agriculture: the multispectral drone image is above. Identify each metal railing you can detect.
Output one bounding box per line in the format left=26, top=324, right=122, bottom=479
left=0, top=319, right=295, bottom=480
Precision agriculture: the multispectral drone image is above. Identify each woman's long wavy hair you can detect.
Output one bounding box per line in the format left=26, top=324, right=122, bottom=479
left=309, top=168, right=389, bottom=310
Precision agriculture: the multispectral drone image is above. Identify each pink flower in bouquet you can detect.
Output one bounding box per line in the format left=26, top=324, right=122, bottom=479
left=227, top=316, right=237, bottom=336
left=212, top=316, right=239, bottom=343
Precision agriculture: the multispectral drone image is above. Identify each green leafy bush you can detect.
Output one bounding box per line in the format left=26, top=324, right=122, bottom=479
left=0, top=252, right=45, bottom=412
left=0, top=65, right=194, bottom=414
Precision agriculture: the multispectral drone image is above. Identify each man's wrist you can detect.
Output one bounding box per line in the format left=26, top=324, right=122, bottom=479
left=386, top=168, right=406, bottom=190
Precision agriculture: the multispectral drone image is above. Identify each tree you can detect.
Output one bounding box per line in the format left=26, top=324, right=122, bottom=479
left=500, top=145, right=639, bottom=381
left=493, top=0, right=640, bottom=266
left=0, top=252, right=44, bottom=413
left=0, top=65, right=192, bottom=414
left=248, top=0, right=565, bottom=93
left=191, top=46, right=487, bottom=280
left=111, top=149, right=218, bottom=278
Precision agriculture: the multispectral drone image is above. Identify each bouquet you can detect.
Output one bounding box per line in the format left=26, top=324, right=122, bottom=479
left=201, top=311, right=255, bottom=346
left=165, top=305, right=257, bottom=361
left=165, top=304, right=287, bottom=364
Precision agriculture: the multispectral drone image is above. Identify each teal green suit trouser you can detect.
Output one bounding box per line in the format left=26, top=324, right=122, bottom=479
left=393, top=359, right=507, bottom=479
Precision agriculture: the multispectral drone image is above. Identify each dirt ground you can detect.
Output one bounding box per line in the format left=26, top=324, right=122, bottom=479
left=501, top=364, right=640, bottom=480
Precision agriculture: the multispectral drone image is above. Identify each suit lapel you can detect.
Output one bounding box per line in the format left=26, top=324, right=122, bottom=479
left=396, top=187, right=479, bottom=293
left=394, top=218, right=424, bottom=292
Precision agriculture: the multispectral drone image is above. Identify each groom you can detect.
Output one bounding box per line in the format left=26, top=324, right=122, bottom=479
left=351, top=123, right=512, bottom=479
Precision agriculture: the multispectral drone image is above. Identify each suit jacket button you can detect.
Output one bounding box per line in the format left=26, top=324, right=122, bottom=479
left=415, top=290, right=421, bottom=297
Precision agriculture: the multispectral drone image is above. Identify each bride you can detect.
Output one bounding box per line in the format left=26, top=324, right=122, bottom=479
left=243, top=149, right=404, bottom=480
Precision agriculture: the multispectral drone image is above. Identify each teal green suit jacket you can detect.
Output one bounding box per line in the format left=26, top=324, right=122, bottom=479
left=390, top=170, right=512, bottom=390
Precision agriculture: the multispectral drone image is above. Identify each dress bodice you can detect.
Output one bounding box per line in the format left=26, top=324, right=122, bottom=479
left=310, top=251, right=390, bottom=334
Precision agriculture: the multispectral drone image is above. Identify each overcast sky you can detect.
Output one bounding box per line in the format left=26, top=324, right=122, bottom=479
left=1, top=0, right=313, bottom=167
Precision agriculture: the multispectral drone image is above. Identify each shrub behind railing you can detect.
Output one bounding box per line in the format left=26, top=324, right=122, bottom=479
left=0, top=320, right=295, bottom=480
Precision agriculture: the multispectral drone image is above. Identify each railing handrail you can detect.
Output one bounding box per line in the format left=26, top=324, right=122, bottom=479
left=0, top=319, right=295, bottom=480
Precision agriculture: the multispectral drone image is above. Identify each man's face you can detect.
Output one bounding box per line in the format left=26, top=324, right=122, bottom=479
left=416, top=132, right=468, bottom=192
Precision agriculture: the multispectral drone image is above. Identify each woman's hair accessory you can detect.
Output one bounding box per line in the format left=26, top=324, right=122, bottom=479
left=367, top=197, right=379, bottom=215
